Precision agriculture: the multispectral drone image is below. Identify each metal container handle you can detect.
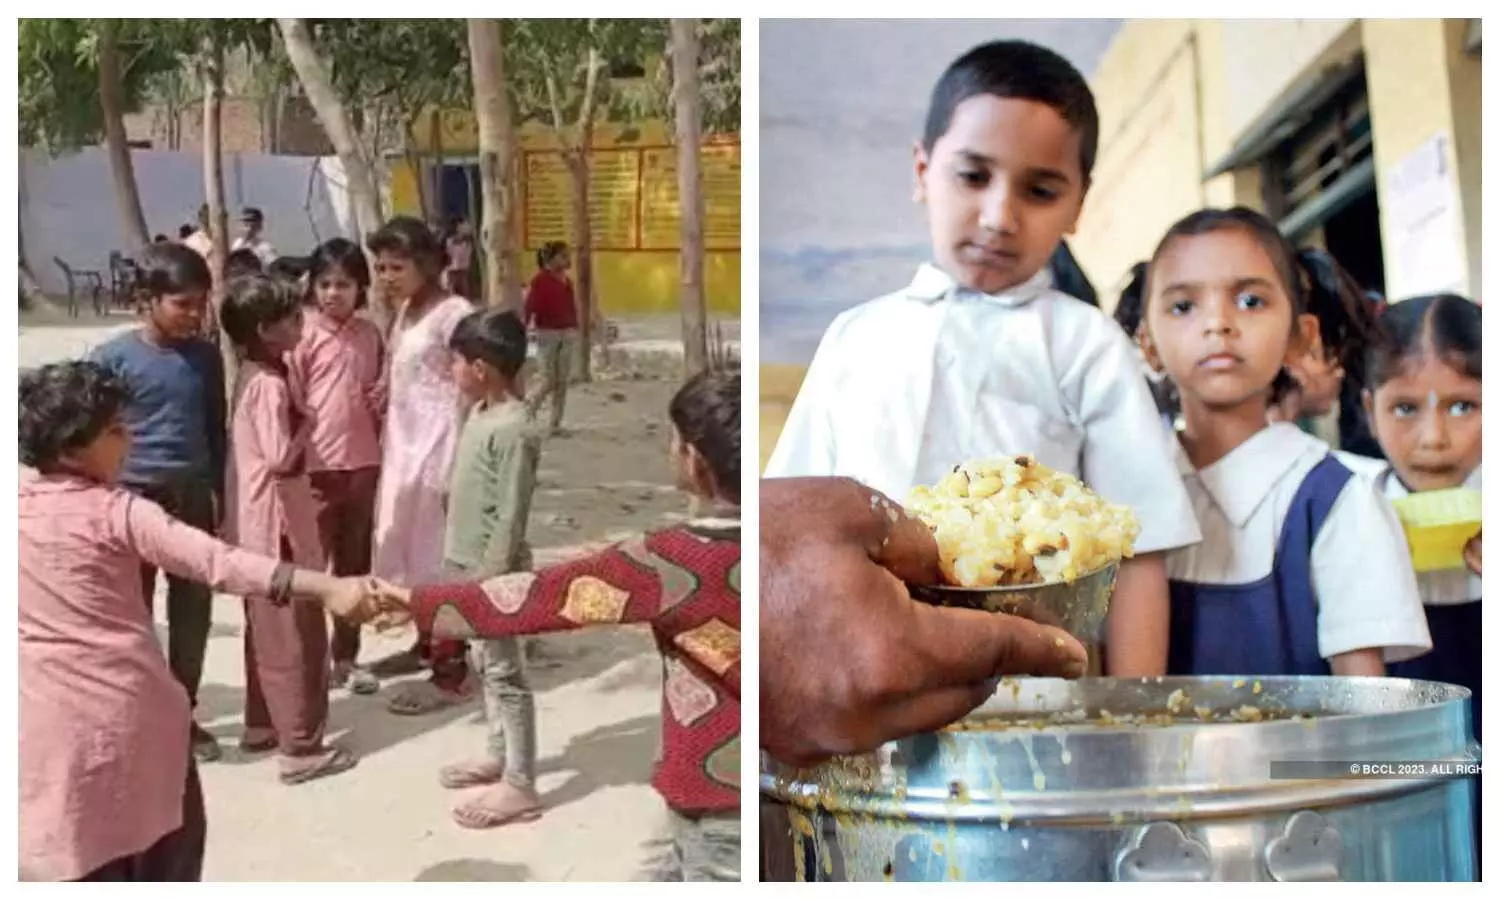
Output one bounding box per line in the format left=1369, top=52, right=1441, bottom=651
left=1264, top=810, right=1343, bottom=881
left=1113, top=822, right=1213, bottom=881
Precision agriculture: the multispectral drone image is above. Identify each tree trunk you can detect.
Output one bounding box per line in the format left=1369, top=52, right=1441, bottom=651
left=277, top=19, right=388, bottom=319
left=671, top=19, right=709, bottom=377
left=564, top=149, right=594, bottom=382
left=97, top=20, right=152, bottom=252
left=466, top=19, right=522, bottom=312
left=204, top=39, right=237, bottom=398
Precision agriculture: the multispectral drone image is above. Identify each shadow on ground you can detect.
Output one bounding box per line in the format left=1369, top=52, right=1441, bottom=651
left=535, top=713, right=658, bottom=812
left=195, top=676, right=476, bottom=764
left=525, top=629, right=658, bottom=692
left=413, top=859, right=533, bottom=881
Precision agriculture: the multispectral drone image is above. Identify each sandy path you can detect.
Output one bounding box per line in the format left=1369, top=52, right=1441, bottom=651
left=20, top=316, right=699, bottom=881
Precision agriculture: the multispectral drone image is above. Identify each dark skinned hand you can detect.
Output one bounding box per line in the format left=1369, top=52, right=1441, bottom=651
left=760, top=477, right=1090, bottom=766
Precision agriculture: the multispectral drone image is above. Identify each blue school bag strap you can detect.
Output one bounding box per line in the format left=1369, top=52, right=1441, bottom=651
left=1270, top=453, right=1355, bottom=675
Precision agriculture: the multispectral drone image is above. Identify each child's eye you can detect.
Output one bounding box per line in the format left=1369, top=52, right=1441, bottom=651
left=1028, top=184, right=1059, bottom=202
left=1449, top=400, right=1477, bottom=416
left=1168, top=299, right=1194, bottom=316
left=1392, top=402, right=1418, bottom=418
left=957, top=170, right=989, bottom=188
left=1236, top=292, right=1267, bottom=310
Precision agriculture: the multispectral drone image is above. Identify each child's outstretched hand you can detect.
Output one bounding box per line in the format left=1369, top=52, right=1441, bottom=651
left=1464, top=531, right=1482, bottom=576
left=365, top=579, right=414, bottom=632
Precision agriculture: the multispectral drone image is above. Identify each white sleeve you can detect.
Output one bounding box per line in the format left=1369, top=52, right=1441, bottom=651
left=763, top=314, right=847, bottom=479
left=1312, top=475, right=1433, bottom=662
left=1058, top=306, right=1201, bottom=554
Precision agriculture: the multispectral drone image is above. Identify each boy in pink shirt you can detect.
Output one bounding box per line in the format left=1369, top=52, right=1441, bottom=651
left=221, top=275, right=356, bottom=784
left=18, top=360, right=382, bottom=881
left=289, top=238, right=386, bottom=694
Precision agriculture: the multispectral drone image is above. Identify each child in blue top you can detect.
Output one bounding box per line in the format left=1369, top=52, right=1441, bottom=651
left=89, top=242, right=227, bottom=763
left=767, top=40, right=1200, bottom=676
left=1137, top=207, right=1431, bottom=676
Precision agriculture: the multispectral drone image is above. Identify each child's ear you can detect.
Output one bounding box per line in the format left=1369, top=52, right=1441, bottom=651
left=1362, top=387, right=1375, bottom=422
left=1137, top=327, right=1165, bottom=374
left=1293, top=313, right=1324, bottom=363
left=912, top=142, right=930, bottom=204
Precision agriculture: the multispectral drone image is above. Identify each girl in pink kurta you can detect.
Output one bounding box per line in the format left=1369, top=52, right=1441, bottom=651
left=19, top=360, right=378, bottom=881
left=367, top=216, right=475, bottom=714
left=289, top=238, right=386, bottom=695
left=222, top=275, right=355, bottom=784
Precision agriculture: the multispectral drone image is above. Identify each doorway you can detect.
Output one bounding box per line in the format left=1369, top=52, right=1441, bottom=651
left=1321, top=187, right=1386, bottom=295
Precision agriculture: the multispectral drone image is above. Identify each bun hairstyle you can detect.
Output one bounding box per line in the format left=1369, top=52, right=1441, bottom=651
left=1113, top=261, right=1149, bottom=337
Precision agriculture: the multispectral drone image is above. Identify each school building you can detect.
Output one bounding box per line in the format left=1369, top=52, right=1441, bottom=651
left=1072, top=18, right=1482, bottom=312
left=759, top=18, right=1482, bottom=472
left=386, top=112, right=741, bottom=318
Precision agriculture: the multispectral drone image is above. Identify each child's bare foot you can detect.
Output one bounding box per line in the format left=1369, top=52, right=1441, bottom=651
left=439, top=758, right=505, bottom=789
left=452, top=782, right=543, bottom=829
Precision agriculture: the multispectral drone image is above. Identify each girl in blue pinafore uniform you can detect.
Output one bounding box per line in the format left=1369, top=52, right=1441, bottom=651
left=1338, top=293, right=1482, bottom=872
left=1134, top=207, right=1432, bottom=678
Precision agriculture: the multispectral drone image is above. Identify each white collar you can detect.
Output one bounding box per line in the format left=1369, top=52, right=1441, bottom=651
left=903, top=263, right=1055, bottom=309
left=1176, top=422, right=1325, bottom=528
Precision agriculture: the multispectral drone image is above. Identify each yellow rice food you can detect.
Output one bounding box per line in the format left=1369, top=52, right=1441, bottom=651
left=906, top=455, right=1140, bottom=587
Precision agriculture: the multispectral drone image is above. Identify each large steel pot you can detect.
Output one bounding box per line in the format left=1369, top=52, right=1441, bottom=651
left=761, top=676, right=1479, bottom=881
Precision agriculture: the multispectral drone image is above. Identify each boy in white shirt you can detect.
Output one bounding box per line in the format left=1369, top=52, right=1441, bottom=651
left=766, top=40, right=1201, bottom=676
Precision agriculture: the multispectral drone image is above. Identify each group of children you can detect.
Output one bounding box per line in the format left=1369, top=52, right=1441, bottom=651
left=769, top=39, right=1481, bottom=720
left=20, top=212, right=742, bottom=881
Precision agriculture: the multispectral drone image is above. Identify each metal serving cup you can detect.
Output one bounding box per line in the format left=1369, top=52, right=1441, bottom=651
left=908, top=561, right=1119, bottom=645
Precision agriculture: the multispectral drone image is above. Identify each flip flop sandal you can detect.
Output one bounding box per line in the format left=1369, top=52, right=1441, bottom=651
left=451, top=794, right=543, bottom=830
left=439, top=761, right=506, bottom=790
left=192, top=732, right=224, bottom=763
left=279, top=747, right=357, bottom=786
left=347, top=667, right=380, bottom=695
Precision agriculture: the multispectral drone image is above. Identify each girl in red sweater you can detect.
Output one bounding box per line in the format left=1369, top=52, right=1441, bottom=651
left=379, top=369, right=741, bottom=881
left=522, top=241, right=579, bottom=434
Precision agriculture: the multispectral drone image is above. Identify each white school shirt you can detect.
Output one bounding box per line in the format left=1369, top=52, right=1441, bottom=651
left=764, top=263, right=1202, bottom=555
left=1335, top=453, right=1482, bottom=607
left=1166, top=423, right=1432, bottom=663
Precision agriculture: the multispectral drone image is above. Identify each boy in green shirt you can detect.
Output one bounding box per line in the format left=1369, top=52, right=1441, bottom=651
left=431, top=308, right=544, bottom=829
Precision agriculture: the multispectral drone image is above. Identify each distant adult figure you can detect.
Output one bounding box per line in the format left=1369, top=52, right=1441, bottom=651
left=232, top=208, right=276, bottom=266
left=182, top=206, right=213, bottom=261
left=441, top=218, right=476, bottom=301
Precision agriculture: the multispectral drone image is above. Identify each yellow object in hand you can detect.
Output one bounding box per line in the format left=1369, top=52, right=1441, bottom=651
left=1391, top=488, right=1483, bottom=572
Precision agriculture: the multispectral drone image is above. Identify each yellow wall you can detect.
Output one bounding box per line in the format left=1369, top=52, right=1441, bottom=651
left=1071, top=18, right=1481, bottom=306
left=388, top=116, right=742, bottom=317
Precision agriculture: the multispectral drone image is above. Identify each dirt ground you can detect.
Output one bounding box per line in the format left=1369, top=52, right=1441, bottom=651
left=18, top=310, right=721, bottom=881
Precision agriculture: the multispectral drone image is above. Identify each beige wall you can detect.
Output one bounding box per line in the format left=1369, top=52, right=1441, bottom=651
left=1219, top=20, right=1359, bottom=143
left=1364, top=18, right=1483, bottom=300
left=1073, top=20, right=1209, bottom=308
